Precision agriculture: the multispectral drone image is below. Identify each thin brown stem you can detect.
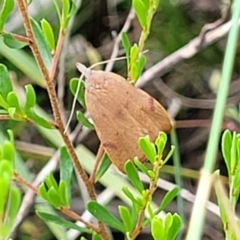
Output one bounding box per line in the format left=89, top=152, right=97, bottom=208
left=16, top=2, right=110, bottom=239
left=0, top=115, right=12, bottom=120
left=60, top=207, right=99, bottom=233
left=16, top=0, right=95, bottom=201
left=90, top=144, right=104, bottom=184
left=2, top=32, right=31, bottom=44
left=0, top=113, right=58, bottom=128
left=14, top=172, right=38, bottom=194
left=49, top=27, right=65, bottom=81
left=130, top=162, right=159, bottom=239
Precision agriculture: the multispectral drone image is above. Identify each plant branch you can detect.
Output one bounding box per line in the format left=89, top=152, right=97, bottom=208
left=60, top=207, right=99, bottom=233
left=105, top=8, right=135, bottom=72
left=2, top=32, right=31, bottom=44
left=137, top=20, right=238, bottom=87
left=0, top=113, right=58, bottom=128
left=90, top=144, right=104, bottom=184
left=14, top=172, right=38, bottom=194
left=49, top=27, right=65, bottom=81
left=130, top=161, right=160, bottom=239
left=0, top=115, right=12, bottom=120
left=16, top=0, right=96, bottom=201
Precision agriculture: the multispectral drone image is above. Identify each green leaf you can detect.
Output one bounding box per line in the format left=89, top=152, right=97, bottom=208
left=144, top=186, right=180, bottom=228
left=130, top=201, right=140, bottom=231
left=7, top=129, right=14, bottom=144
left=87, top=200, right=125, bottom=232
left=70, top=78, right=86, bottom=109
left=2, top=141, right=14, bottom=164
left=62, top=0, right=70, bottom=26
left=92, top=233, right=102, bottom=240
left=24, top=85, right=36, bottom=111
left=133, top=157, right=151, bottom=177
left=0, top=160, right=13, bottom=177
left=70, top=0, right=78, bottom=15
left=121, top=32, right=131, bottom=66
left=158, top=186, right=179, bottom=212
left=122, top=186, right=142, bottom=206
left=118, top=205, right=133, bottom=232
left=155, top=132, right=167, bottom=155
left=132, top=0, right=147, bottom=29
left=0, top=160, right=13, bottom=215
left=60, top=147, right=73, bottom=199
left=45, top=175, right=52, bottom=189
left=41, top=19, right=55, bottom=51
left=221, top=130, right=232, bottom=176
left=147, top=202, right=154, bottom=221
left=167, top=214, right=182, bottom=240
left=163, top=146, right=175, bottom=164
left=131, top=62, right=139, bottom=81
left=7, top=92, right=24, bottom=115
left=164, top=213, right=173, bottom=236
left=37, top=211, right=91, bottom=233
left=124, top=160, right=144, bottom=193
left=0, top=64, right=13, bottom=99
left=0, top=178, right=9, bottom=218
left=38, top=183, right=49, bottom=201
left=7, top=187, right=21, bottom=226
left=25, top=108, right=53, bottom=128
left=0, top=94, right=9, bottom=109
left=76, top=111, right=94, bottom=129
left=144, top=0, right=150, bottom=9
left=0, top=0, right=14, bottom=30
left=60, top=147, right=73, bottom=182
left=48, top=172, right=59, bottom=190
left=230, top=132, right=237, bottom=174
left=0, top=109, right=8, bottom=114
left=95, top=153, right=112, bottom=181
left=47, top=187, right=61, bottom=208
left=151, top=217, right=164, bottom=240
left=137, top=54, right=146, bottom=77
left=59, top=180, right=69, bottom=207
left=130, top=44, right=139, bottom=66
left=30, top=17, right=52, bottom=71
left=2, top=33, right=28, bottom=49
left=64, top=0, right=77, bottom=28
left=52, top=0, right=61, bottom=24
left=138, top=135, right=156, bottom=163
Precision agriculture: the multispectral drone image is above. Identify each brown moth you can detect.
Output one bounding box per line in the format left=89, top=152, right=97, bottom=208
left=76, top=63, right=172, bottom=172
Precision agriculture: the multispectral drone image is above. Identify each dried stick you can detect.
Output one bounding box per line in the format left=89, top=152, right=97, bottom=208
left=137, top=20, right=237, bottom=87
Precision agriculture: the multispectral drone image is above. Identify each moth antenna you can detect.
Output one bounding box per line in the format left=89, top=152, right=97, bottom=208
left=64, top=71, right=84, bottom=133
left=89, top=56, right=127, bottom=70
left=76, top=63, right=91, bottom=78
left=87, top=51, right=147, bottom=71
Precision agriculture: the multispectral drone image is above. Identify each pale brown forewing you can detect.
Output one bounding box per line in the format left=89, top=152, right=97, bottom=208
left=85, top=70, right=172, bottom=172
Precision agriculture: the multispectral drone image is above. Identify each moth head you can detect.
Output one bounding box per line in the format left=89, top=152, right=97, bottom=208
left=76, top=62, right=92, bottom=79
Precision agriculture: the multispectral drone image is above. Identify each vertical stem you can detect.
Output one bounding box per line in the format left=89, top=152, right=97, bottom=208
left=186, top=1, right=240, bottom=239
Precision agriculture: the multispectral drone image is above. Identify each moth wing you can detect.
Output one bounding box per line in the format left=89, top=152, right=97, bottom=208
left=133, top=87, right=172, bottom=134
left=85, top=71, right=171, bottom=172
